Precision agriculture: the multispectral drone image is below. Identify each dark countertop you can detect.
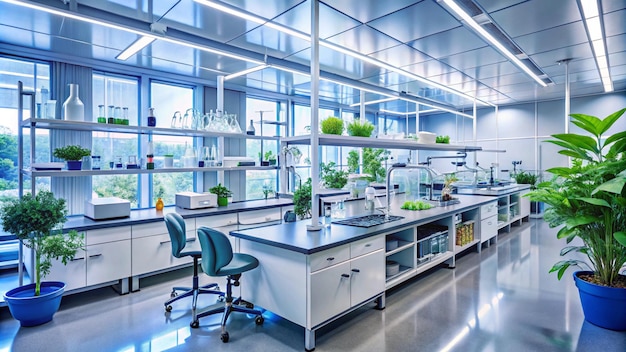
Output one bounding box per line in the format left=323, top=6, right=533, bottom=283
left=231, top=194, right=495, bottom=254
left=63, top=198, right=293, bottom=232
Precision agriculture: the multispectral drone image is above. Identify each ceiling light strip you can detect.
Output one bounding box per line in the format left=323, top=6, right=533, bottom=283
left=349, top=97, right=397, bottom=107
left=442, top=0, right=547, bottom=87
left=2, top=0, right=264, bottom=65
left=224, top=65, right=268, bottom=80
left=115, top=36, right=156, bottom=61
left=193, top=0, right=491, bottom=106
left=579, top=0, right=613, bottom=92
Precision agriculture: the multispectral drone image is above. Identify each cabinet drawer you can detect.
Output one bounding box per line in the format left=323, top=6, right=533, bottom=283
left=350, top=236, right=384, bottom=258
left=310, top=261, right=351, bottom=327
left=132, top=218, right=194, bottom=239
left=86, top=240, right=131, bottom=286
left=310, top=245, right=350, bottom=273
left=239, top=208, right=282, bottom=226
left=480, top=215, right=497, bottom=242
left=132, top=233, right=193, bottom=275
left=86, top=226, right=131, bottom=245
left=196, top=213, right=238, bottom=229
left=480, top=202, right=498, bottom=220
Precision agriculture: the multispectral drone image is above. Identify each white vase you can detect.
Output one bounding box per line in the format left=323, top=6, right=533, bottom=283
left=63, top=84, right=84, bottom=121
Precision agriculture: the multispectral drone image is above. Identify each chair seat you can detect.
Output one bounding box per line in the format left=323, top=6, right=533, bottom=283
left=215, top=253, right=259, bottom=276
left=179, top=250, right=202, bottom=258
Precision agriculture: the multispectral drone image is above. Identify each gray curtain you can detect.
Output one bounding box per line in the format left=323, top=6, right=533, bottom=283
left=50, top=62, right=93, bottom=215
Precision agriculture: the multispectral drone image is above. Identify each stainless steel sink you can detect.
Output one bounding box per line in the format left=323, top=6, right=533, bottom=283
left=333, top=214, right=404, bottom=228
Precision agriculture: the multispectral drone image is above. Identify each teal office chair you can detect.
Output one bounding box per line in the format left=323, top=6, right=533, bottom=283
left=163, top=213, right=224, bottom=321
left=193, top=226, right=264, bottom=342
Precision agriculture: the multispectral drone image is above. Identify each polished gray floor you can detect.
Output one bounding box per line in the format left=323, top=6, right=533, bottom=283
left=1, top=219, right=625, bottom=352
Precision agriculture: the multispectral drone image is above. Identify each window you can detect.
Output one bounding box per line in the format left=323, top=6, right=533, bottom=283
left=150, top=81, right=195, bottom=205
left=92, top=73, right=140, bottom=207
left=245, top=97, right=279, bottom=199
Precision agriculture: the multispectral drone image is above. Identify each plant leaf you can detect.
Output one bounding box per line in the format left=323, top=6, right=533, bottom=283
left=604, top=130, right=626, bottom=146
left=560, top=245, right=587, bottom=256
left=565, top=215, right=597, bottom=228
left=570, top=113, right=603, bottom=136
left=615, top=231, right=626, bottom=247
left=551, top=134, right=599, bottom=155
left=598, top=107, right=626, bottom=135
left=592, top=176, right=626, bottom=195
left=576, top=197, right=610, bottom=207
left=546, top=167, right=575, bottom=177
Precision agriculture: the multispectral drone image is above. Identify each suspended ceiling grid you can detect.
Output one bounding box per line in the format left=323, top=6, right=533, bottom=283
left=0, top=0, right=624, bottom=113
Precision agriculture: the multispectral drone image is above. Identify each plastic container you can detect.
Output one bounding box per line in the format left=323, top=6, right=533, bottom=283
left=417, top=131, right=436, bottom=144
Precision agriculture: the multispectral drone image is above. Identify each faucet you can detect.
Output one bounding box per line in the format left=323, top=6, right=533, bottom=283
left=386, top=163, right=436, bottom=219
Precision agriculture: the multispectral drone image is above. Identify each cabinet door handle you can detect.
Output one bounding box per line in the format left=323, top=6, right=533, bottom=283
left=341, top=274, right=350, bottom=278
left=487, top=221, right=492, bottom=225
left=160, top=240, right=172, bottom=245
left=185, top=238, right=196, bottom=243
left=89, top=254, right=102, bottom=258
left=71, top=257, right=85, bottom=261
left=365, top=244, right=371, bottom=247
left=351, top=269, right=360, bottom=273
left=326, top=257, right=335, bottom=261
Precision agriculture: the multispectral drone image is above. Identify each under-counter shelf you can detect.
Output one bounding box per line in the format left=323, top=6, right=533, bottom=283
left=282, top=134, right=481, bottom=151
left=22, top=165, right=278, bottom=177
left=454, top=239, right=480, bottom=254
left=385, top=242, right=414, bottom=256
left=22, top=118, right=280, bottom=140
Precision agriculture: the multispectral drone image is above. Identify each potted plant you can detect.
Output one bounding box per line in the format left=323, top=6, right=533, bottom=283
left=209, top=183, right=233, bottom=206
left=53, top=145, right=91, bottom=170
left=346, top=119, right=375, bottom=137
left=515, top=170, right=542, bottom=214
left=526, top=107, right=626, bottom=331
left=320, top=161, right=348, bottom=189
left=293, top=178, right=312, bottom=220
left=320, top=116, right=344, bottom=135
left=1, top=191, right=84, bottom=326
left=264, top=150, right=277, bottom=166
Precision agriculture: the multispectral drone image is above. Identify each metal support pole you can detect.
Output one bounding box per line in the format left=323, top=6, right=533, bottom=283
left=308, top=0, right=322, bottom=231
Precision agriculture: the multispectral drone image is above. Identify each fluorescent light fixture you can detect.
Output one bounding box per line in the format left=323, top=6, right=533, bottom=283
left=193, top=0, right=490, bottom=106
left=442, top=0, right=547, bottom=87
left=579, top=0, right=613, bottom=92
left=1, top=0, right=264, bottom=65
left=224, top=65, right=268, bottom=80
left=116, top=36, right=156, bottom=61
left=349, top=97, right=397, bottom=107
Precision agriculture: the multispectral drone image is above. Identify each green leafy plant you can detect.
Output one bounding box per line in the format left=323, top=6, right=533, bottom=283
left=320, top=161, right=348, bottom=189
left=320, top=116, right=344, bottom=135
left=400, top=200, right=433, bottom=211
left=293, top=178, right=312, bottom=220
left=53, top=145, right=91, bottom=161
left=526, top=107, right=626, bottom=287
left=209, top=183, right=233, bottom=198
left=436, top=135, right=450, bottom=144
left=264, top=150, right=276, bottom=161
left=346, top=119, right=375, bottom=137
left=347, top=148, right=390, bottom=182
left=0, top=191, right=84, bottom=295
left=514, top=170, right=538, bottom=189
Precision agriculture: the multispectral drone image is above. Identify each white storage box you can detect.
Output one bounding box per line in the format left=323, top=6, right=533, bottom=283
left=84, top=197, right=130, bottom=220
left=175, top=192, right=217, bottom=209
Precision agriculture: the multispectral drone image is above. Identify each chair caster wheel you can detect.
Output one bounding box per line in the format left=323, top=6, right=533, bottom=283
left=217, top=296, right=225, bottom=302
left=165, top=305, right=172, bottom=312
left=255, top=315, right=264, bottom=325
left=190, top=321, right=199, bottom=328
left=170, top=291, right=177, bottom=298
left=221, top=332, right=229, bottom=343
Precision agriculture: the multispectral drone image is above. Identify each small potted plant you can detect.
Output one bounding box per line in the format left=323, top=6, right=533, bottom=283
left=320, top=116, right=344, bottom=135
left=209, top=183, right=233, bottom=206
left=1, top=191, right=84, bottom=326
left=265, top=150, right=277, bottom=166
left=293, top=178, right=312, bottom=220
left=53, top=145, right=91, bottom=170
left=346, top=119, right=375, bottom=137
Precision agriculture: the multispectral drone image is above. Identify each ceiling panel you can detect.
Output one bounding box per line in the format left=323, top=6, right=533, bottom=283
left=324, top=24, right=400, bottom=55
left=467, top=61, right=521, bottom=81
left=218, top=0, right=305, bottom=21
left=603, top=9, right=626, bottom=37
left=368, top=44, right=431, bottom=68
left=321, top=0, right=421, bottom=23
left=439, top=46, right=507, bottom=70
left=226, top=25, right=311, bottom=59
left=489, top=0, right=582, bottom=38
left=269, top=1, right=361, bottom=39
left=607, top=33, right=626, bottom=54
left=403, top=59, right=457, bottom=79
left=528, top=43, right=593, bottom=68
left=367, top=0, right=460, bottom=43
left=408, top=27, right=487, bottom=59
left=513, top=21, right=588, bottom=56
left=476, top=0, right=526, bottom=13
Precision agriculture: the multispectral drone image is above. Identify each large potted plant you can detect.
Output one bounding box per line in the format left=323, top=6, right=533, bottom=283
left=526, top=107, right=626, bottom=331
left=53, top=145, right=91, bottom=170
left=1, top=191, right=84, bottom=326
left=209, top=183, right=233, bottom=206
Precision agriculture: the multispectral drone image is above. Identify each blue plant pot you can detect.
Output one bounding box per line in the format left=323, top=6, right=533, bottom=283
left=66, top=161, right=82, bottom=170
left=574, top=271, right=626, bottom=331
left=3, top=281, right=66, bottom=327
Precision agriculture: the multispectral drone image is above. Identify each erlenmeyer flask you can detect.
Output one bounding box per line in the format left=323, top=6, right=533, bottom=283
left=182, top=108, right=193, bottom=129
left=171, top=111, right=181, bottom=128
left=228, top=114, right=242, bottom=133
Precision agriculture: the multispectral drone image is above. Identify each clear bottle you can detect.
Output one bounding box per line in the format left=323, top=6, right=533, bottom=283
left=155, top=197, right=164, bottom=211
left=324, top=205, right=332, bottom=228
left=97, top=105, right=106, bottom=123
left=114, top=106, right=122, bottom=124
left=122, top=107, right=129, bottom=125
left=247, top=119, right=256, bottom=135
left=107, top=105, right=115, bottom=124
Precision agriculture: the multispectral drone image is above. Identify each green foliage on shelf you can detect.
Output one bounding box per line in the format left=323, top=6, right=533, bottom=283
left=320, top=161, right=348, bottom=189
left=53, top=145, right=91, bottom=161
left=320, top=116, right=344, bottom=135
left=0, top=191, right=84, bottom=295
left=435, top=135, right=450, bottom=143
left=347, top=148, right=390, bottom=182
left=400, top=200, right=433, bottom=211
left=514, top=171, right=538, bottom=189
left=346, top=119, right=375, bottom=137
left=293, top=178, right=312, bottom=220
left=209, top=183, right=233, bottom=198
left=526, top=107, right=626, bottom=287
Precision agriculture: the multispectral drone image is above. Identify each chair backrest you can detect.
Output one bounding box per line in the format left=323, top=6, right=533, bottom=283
left=197, top=226, right=234, bottom=277
left=164, top=213, right=187, bottom=258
